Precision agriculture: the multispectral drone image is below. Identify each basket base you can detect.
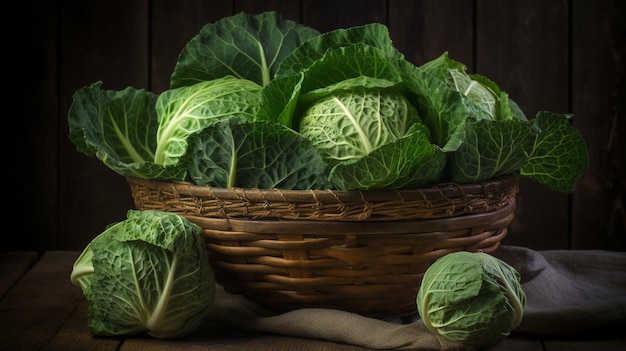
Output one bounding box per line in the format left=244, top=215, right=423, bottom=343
left=207, top=226, right=508, bottom=318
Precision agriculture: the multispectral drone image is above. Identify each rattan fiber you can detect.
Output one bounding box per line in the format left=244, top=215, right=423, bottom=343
left=127, top=174, right=519, bottom=317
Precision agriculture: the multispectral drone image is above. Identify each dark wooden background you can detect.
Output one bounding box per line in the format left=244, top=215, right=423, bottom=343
left=10, top=0, right=624, bottom=253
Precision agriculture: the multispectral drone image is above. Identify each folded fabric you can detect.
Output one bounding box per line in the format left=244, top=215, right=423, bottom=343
left=493, top=246, right=626, bottom=336
left=207, top=246, right=626, bottom=350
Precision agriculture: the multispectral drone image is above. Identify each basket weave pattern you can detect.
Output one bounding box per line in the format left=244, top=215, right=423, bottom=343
left=127, top=174, right=519, bottom=317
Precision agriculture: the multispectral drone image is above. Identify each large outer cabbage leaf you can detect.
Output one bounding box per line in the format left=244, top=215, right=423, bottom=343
left=521, top=111, right=589, bottom=192
left=448, top=111, right=588, bottom=190
left=329, top=124, right=445, bottom=190
left=154, top=76, right=262, bottom=166
left=447, top=118, right=534, bottom=183
left=68, top=81, right=185, bottom=180
left=276, top=23, right=404, bottom=78
left=185, top=117, right=330, bottom=189
left=417, top=251, right=526, bottom=348
left=170, top=11, right=319, bottom=88
left=70, top=210, right=215, bottom=339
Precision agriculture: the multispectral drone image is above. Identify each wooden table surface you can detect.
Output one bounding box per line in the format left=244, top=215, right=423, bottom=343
left=1, top=251, right=624, bottom=351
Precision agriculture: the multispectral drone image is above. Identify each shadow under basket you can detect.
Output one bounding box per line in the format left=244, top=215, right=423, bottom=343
left=127, top=174, right=519, bottom=318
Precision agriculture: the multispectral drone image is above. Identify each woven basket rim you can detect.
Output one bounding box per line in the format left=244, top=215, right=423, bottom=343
left=126, top=174, right=518, bottom=202
left=127, top=174, right=519, bottom=221
left=187, top=200, right=515, bottom=235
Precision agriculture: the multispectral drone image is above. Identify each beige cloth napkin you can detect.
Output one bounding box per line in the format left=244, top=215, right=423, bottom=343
left=207, top=246, right=626, bottom=350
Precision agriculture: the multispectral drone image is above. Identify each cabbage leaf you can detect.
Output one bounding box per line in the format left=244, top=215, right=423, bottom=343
left=185, top=118, right=329, bottom=189
left=329, top=124, right=445, bottom=190
left=170, top=11, right=320, bottom=88
left=68, top=82, right=185, bottom=180
left=521, top=111, right=589, bottom=192
left=276, top=23, right=404, bottom=78
left=447, top=118, right=534, bottom=183
left=154, top=76, right=262, bottom=166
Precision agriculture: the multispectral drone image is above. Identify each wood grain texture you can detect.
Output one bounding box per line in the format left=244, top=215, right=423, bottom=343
left=0, top=251, right=38, bottom=297
left=571, top=0, right=626, bottom=250
left=1, top=252, right=624, bottom=351
left=0, top=252, right=82, bottom=350
left=150, top=0, right=233, bottom=93
left=58, top=1, right=149, bottom=251
left=474, top=0, right=571, bottom=250
left=388, top=0, right=474, bottom=66
left=236, top=0, right=302, bottom=22
left=11, top=1, right=59, bottom=252
left=301, top=0, right=387, bottom=31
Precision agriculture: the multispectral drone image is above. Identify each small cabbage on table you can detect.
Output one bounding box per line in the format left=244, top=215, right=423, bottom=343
left=70, top=210, right=216, bottom=339
left=416, top=251, right=526, bottom=348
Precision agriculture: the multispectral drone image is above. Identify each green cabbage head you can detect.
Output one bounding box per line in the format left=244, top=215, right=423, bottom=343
left=416, top=251, right=526, bottom=348
left=299, top=88, right=421, bottom=163
left=70, top=209, right=215, bottom=339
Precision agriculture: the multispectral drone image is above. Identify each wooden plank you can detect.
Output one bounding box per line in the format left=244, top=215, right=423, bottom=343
left=0, top=251, right=38, bottom=298
left=235, top=0, right=302, bottom=22
left=475, top=0, right=570, bottom=250
left=485, top=336, right=544, bottom=351
left=0, top=251, right=116, bottom=350
left=150, top=0, right=234, bottom=93
left=1, top=252, right=624, bottom=350
left=388, top=0, right=474, bottom=67
left=544, top=338, right=626, bottom=351
left=120, top=320, right=369, bottom=351
left=43, top=300, right=122, bottom=351
left=11, top=0, right=59, bottom=252
left=570, top=0, right=626, bottom=250
left=58, top=1, right=150, bottom=251
left=301, top=0, right=387, bottom=32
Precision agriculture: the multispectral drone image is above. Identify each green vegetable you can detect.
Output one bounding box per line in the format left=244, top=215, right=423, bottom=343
left=299, top=88, right=421, bottom=163
left=67, top=11, right=588, bottom=193
left=411, top=52, right=588, bottom=190
left=186, top=117, right=330, bottom=189
left=447, top=118, right=534, bottom=183
left=520, top=111, right=590, bottom=192
left=257, top=26, right=447, bottom=189
left=416, top=251, right=526, bottom=348
left=327, top=123, right=445, bottom=190
left=171, top=11, right=320, bottom=88
left=67, top=82, right=186, bottom=180
left=70, top=210, right=215, bottom=339
left=154, top=76, right=263, bottom=166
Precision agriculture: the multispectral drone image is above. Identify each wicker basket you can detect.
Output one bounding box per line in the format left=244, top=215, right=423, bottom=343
left=127, top=174, right=519, bottom=318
